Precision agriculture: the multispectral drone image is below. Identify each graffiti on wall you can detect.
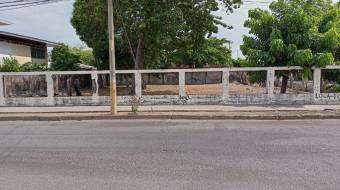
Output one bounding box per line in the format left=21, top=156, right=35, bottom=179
left=315, top=93, right=340, bottom=100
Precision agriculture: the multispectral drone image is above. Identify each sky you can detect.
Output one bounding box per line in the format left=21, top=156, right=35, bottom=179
left=0, top=0, right=337, bottom=58
left=214, top=2, right=271, bottom=57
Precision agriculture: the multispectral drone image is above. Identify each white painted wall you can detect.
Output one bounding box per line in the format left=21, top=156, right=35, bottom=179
left=0, top=66, right=340, bottom=107
left=0, top=41, right=31, bottom=64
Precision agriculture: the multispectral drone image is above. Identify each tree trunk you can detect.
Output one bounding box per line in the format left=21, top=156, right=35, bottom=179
left=302, top=77, right=308, bottom=92
left=135, top=34, right=146, bottom=90
left=280, top=75, right=289, bottom=94
left=135, top=34, right=145, bottom=70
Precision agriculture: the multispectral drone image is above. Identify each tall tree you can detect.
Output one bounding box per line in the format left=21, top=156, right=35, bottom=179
left=241, top=0, right=339, bottom=93
left=71, top=0, right=241, bottom=70
left=50, top=45, right=81, bottom=71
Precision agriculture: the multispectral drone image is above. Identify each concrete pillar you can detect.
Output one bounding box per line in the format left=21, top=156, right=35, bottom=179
left=91, top=72, right=99, bottom=97
left=0, top=75, right=4, bottom=106
left=313, top=68, right=321, bottom=97
left=266, top=68, right=275, bottom=98
left=179, top=71, right=186, bottom=97
left=46, top=73, right=54, bottom=105
left=222, top=70, right=229, bottom=100
left=135, top=71, right=142, bottom=97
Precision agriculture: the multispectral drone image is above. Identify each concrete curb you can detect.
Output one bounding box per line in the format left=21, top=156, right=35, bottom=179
left=2, top=105, right=340, bottom=114
left=0, top=111, right=340, bottom=121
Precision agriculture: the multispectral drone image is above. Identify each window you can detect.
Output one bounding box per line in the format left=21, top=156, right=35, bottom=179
left=31, top=47, right=46, bottom=59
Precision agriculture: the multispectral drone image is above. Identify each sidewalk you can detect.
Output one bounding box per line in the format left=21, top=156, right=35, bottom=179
left=0, top=105, right=340, bottom=121
left=1, top=105, right=340, bottom=113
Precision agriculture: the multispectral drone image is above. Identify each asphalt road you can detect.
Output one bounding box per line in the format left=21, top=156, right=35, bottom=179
left=0, top=120, right=339, bottom=190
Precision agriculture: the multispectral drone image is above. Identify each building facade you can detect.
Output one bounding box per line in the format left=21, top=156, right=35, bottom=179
left=0, top=31, right=59, bottom=65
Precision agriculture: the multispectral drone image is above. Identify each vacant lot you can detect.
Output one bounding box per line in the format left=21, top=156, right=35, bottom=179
left=97, top=82, right=311, bottom=96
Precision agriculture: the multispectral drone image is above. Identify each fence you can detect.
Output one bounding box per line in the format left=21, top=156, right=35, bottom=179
left=0, top=66, right=340, bottom=107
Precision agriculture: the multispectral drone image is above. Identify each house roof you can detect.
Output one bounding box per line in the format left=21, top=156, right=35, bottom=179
left=0, top=20, right=10, bottom=26
left=0, top=31, right=60, bottom=47
left=78, top=63, right=97, bottom=70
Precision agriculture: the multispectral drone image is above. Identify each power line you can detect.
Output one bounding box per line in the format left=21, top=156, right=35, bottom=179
left=0, top=0, right=273, bottom=12
left=0, top=0, right=61, bottom=8
left=0, top=0, right=37, bottom=5
left=0, top=0, right=69, bottom=11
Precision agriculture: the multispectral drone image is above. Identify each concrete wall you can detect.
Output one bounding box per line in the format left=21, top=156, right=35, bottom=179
left=31, top=58, right=47, bottom=64
left=0, top=41, right=31, bottom=64
left=0, top=66, right=340, bottom=107
left=4, top=75, right=47, bottom=97
left=0, top=41, right=47, bottom=64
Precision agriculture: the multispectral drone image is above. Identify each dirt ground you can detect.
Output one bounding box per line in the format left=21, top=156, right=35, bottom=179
left=19, top=82, right=312, bottom=98
left=98, top=82, right=268, bottom=96
left=52, top=80, right=314, bottom=97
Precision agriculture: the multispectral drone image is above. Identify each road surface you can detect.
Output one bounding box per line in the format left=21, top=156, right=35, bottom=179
left=0, top=120, right=339, bottom=190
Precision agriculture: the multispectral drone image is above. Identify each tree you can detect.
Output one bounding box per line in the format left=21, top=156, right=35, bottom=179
left=241, top=0, right=339, bottom=93
left=50, top=44, right=81, bottom=71
left=334, top=1, right=340, bottom=62
left=169, top=37, right=233, bottom=68
left=70, top=46, right=95, bottom=66
left=0, top=57, right=21, bottom=72
left=71, top=0, right=241, bottom=70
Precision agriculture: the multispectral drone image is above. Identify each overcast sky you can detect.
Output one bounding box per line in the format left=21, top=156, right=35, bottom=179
left=0, top=0, right=337, bottom=58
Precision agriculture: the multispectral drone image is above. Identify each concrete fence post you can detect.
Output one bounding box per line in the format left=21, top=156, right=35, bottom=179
left=222, top=70, right=230, bottom=100
left=266, top=68, right=275, bottom=98
left=313, top=68, right=321, bottom=99
left=0, top=74, right=4, bottom=106
left=91, top=72, right=99, bottom=97
left=135, top=71, right=142, bottom=97
left=179, top=71, right=186, bottom=97
left=46, top=73, right=54, bottom=105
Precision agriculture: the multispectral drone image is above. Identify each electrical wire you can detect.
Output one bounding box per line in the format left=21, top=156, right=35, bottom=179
left=0, top=0, right=273, bottom=12
left=0, top=0, right=69, bottom=11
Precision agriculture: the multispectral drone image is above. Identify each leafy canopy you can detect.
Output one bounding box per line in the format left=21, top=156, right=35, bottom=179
left=71, top=0, right=241, bottom=69
left=50, top=44, right=96, bottom=71
left=241, top=0, right=339, bottom=73
left=50, top=44, right=81, bottom=71
left=70, top=46, right=95, bottom=66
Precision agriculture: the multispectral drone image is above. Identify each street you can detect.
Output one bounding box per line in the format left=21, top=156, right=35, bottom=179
left=0, top=120, right=339, bottom=190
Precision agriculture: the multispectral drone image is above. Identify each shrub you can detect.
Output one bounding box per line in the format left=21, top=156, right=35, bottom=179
left=325, top=83, right=340, bottom=93
left=0, top=57, right=21, bottom=72
left=50, top=44, right=80, bottom=71
left=21, top=62, right=47, bottom=72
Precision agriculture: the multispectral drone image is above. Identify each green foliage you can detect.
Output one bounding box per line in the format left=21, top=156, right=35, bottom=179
left=325, top=82, right=340, bottom=93
left=0, top=57, right=48, bottom=72
left=50, top=44, right=81, bottom=71
left=21, top=62, right=47, bottom=72
left=334, top=46, right=340, bottom=61
left=170, top=37, right=233, bottom=68
left=0, top=45, right=94, bottom=72
left=70, top=46, right=95, bottom=66
left=232, top=58, right=249, bottom=67
left=202, top=38, right=233, bottom=67
left=71, top=0, right=240, bottom=69
left=241, top=0, right=339, bottom=76
left=0, top=57, right=21, bottom=72
left=248, top=71, right=267, bottom=85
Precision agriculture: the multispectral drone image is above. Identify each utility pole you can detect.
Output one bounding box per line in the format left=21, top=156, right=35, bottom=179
left=108, top=0, right=117, bottom=114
